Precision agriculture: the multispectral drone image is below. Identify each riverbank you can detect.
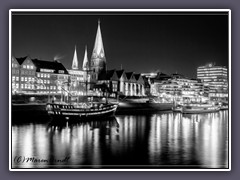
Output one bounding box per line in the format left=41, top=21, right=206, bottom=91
left=11, top=101, right=174, bottom=119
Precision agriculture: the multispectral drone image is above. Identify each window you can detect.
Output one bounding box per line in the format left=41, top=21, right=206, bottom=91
left=44, top=74, right=47, bottom=78
left=27, top=65, right=29, bottom=69
left=21, top=77, right=24, bottom=81
left=16, top=84, right=19, bottom=88
left=16, top=77, right=19, bottom=81
left=12, top=76, right=15, bottom=81
left=25, top=77, right=28, bottom=81
left=41, top=74, right=43, bottom=78
left=21, top=84, right=23, bottom=88
left=23, top=65, right=26, bottom=69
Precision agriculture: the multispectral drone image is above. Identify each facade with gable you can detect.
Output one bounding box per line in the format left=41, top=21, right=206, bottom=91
left=11, top=56, right=69, bottom=95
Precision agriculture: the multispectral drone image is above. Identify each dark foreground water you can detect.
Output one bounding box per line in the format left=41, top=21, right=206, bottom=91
left=11, top=111, right=229, bottom=169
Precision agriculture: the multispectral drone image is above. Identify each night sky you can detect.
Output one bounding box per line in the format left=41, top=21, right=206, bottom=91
left=11, top=11, right=229, bottom=78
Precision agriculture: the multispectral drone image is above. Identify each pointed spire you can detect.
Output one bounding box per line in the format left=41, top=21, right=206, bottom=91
left=82, top=45, right=89, bottom=71
left=72, top=45, right=78, bottom=69
left=91, top=19, right=105, bottom=60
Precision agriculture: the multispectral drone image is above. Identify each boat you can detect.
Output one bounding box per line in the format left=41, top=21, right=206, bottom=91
left=179, top=103, right=220, bottom=114
left=172, top=104, right=183, bottom=112
left=220, top=105, right=228, bottom=110
left=46, top=102, right=118, bottom=120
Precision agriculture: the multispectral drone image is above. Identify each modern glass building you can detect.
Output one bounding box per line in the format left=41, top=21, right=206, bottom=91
left=197, top=63, right=228, bottom=101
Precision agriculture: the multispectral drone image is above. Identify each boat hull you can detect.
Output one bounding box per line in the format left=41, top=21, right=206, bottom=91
left=182, top=107, right=220, bottom=114
left=46, top=103, right=118, bottom=121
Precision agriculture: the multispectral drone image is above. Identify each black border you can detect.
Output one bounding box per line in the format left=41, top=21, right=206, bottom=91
left=0, top=0, right=239, bottom=179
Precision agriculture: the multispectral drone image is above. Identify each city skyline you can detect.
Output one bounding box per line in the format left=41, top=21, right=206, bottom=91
left=12, top=11, right=229, bottom=78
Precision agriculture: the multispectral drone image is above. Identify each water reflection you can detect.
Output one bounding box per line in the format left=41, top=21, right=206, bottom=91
left=148, top=111, right=228, bottom=168
left=12, top=111, right=228, bottom=169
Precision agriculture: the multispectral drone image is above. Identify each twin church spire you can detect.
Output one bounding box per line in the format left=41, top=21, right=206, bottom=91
left=71, top=20, right=106, bottom=74
left=71, top=45, right=78, bottom=70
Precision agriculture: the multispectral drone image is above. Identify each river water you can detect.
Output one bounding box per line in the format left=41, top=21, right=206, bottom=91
left=11, top=110, right=229, bottom=169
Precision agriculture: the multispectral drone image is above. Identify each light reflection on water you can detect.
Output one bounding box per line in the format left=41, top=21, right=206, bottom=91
left=12, top=111, right=228, bottom=169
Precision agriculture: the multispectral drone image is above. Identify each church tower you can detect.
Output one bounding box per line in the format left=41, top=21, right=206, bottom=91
left=90, top=20, right=106, bottom=81
left=72, top=45, right=78, bottom=69
left=82, top=46, right=89, bottom=71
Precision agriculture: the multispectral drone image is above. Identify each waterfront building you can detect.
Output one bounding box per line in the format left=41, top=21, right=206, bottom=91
left=12, top=56, right=35, bottom=94
left=148, top=72, right=207, bottom=103
left=197, top=63, right=228, bottom=101
left=11, top=56, right=69, bottom=95
left=96, top=69, right=145, bottom=97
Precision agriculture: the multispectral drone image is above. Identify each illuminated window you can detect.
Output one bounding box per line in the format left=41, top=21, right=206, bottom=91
left=27, top=65, right=29, bottom=69
left=23, top=65, right=26, bottom=68
left=16, top=77, right=19, bottom=81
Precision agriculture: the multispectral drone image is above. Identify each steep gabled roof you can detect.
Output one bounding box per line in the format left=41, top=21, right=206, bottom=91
left=116, top=70, right=125, bottom=79
left=32, top=59, right=68, bottom=74
left=125, top=72, right=137, bottom=83
left=15, top=56, right=28, bottom=65
left=134, top=74, right=141, bottom=81
left=134, top=74, right=144, bottom=84
left=125, top=72, right=134, bottom=80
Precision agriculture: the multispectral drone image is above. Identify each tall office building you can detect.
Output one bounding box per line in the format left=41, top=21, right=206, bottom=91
left=197, top=63, right=228, bottom=101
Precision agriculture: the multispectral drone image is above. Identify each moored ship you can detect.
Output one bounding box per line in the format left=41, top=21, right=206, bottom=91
left=173, top=103, right=220, bottom=114
left=46, top=102, right=118, bottom=121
